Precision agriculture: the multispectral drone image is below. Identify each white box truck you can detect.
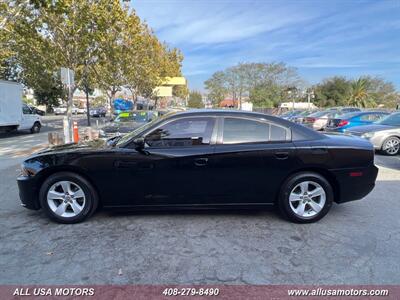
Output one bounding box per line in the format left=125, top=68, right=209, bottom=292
left=0, top=80, right=42, bottom=133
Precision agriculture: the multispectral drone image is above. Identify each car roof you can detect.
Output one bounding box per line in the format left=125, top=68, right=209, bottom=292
left=172, top=109, right=276, bottom=119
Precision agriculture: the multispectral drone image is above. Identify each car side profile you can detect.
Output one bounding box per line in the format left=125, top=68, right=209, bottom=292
left=346, top=112, right=400, bottom=155
left=325, top=111, right=390, bottom=133
left=17, top=110, right=378, bottom=224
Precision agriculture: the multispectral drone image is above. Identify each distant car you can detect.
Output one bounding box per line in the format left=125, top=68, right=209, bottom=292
left=325, top=111, right=390, bottom=133
left=303, top=107, right=361, bottom=131
left=89, top=107, right=107, bottom=117
left=289, top=110, right=317, bottom=124
left=347, top=112, right=400, bottom=155
left=54, top=105, right=67, bottom=115
left=28, top=105, right=45, bottom=116
left=77, top=108, right=86, bottom=114
left=54, top=105, right=78, bottom=115
left=279, top=110, right=303, bottom=120
left=99, top=110, right=157, bottom=138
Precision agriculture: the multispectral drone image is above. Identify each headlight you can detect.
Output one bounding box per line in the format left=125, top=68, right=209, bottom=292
left=361, top=132, right=375, bottom=139
left=20, top=164, right=34, bottom=177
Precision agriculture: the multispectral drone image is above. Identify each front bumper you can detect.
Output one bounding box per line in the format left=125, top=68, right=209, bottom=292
left=17, top=175, right=40, bottom=210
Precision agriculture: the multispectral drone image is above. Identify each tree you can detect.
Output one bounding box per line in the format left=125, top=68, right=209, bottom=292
left=204, top=62, right=302, bottom=108
left=313, top=77, right=352, bottom=107
left=249, top=83, right=280, bottom=108
left=188, top=91, right=203, bottom=108
left=204, top=71, right=228, bottom=107
left=348, top=78, right=372, bottom=108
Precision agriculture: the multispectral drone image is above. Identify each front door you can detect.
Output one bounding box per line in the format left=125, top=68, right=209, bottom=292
left=125, top=116, right=218, bottom=206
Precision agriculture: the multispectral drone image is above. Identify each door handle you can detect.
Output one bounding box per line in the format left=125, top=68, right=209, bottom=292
left=311, top=148, right=328, bottom=155
left=114, top=161, right=137, bottom=168
left=274, top=151, right=289, bottom=160
left=115, top=161, right=154, bottom=169
left=194, top=157, right=208, bottom=167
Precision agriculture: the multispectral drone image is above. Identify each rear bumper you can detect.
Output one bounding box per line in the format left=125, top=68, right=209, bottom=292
left=17, top=175, right=40, bottom=210
left=331, top=165, right=378, bottom=203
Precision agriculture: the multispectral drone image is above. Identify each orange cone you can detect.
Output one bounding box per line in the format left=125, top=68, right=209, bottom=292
left=73, top=121, right=79, bottom=143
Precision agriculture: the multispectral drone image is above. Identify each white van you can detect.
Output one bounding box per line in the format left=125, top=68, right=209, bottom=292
left=0, top=80, right=42, bottom=134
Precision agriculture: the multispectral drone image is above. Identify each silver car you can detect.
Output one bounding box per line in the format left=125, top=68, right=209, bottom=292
left=345, top=112, right=400, bottom=155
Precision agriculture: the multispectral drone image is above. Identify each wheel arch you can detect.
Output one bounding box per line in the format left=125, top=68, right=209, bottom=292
left=278, top=167, right=340, bottom=203
left=35, top=166, right=102, bottom=208
left=381, top=135, right=400, bottom=148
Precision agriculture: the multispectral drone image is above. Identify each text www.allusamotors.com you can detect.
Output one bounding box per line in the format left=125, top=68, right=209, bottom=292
left=288, top=288, right=389, bottom=297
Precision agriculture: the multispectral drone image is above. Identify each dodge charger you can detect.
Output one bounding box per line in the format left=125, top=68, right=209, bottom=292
left=17, top=110, right=378, bottom=224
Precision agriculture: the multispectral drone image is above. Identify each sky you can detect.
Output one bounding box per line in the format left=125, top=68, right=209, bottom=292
left=132, top=0, right=400, bottom=91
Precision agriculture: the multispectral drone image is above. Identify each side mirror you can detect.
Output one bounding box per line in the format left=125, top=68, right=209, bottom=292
left=133, top=137, right=145, bottom=150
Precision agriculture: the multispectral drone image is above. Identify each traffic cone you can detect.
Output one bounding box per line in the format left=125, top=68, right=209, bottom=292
left=73, top=121, right=79, bottom=143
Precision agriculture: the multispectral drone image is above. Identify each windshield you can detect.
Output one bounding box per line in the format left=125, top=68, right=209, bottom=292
left=115, top=111, right=149, bottom=123
left=115, top=111, right=175, bottom=146
left=376, top=113, right=400, bottom=126
left=309, top=110, right=327, bottom=117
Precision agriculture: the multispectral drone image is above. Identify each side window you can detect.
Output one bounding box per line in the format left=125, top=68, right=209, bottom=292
left=222, top=117, right=289, bottom=144
left=360, top=114, right=383, bottom=122
left=22, top=105, right=32, bottom=114
left=145, top=117, right=215, bottom=148
left=270, top=124, right=288, bottom=141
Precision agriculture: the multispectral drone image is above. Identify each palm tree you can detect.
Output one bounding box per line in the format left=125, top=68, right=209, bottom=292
left=348, top=78, right=373, bottom=108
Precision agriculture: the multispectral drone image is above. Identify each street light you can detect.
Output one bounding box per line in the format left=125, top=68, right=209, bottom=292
left=305, top=89, right=315, bottom=110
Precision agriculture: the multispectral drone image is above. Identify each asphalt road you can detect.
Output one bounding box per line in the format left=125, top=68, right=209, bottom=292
left=0, top=118, right=399, bottom=284
left=0, top=162, right=399, bottom=285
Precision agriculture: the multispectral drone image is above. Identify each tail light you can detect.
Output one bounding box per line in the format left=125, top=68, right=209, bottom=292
left=306, top=117, right=316, bottom=123
left=337, top=120, right=349, bottom=127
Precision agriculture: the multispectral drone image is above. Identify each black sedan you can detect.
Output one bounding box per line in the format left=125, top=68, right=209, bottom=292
left=17, top=110, right=378, bottom=224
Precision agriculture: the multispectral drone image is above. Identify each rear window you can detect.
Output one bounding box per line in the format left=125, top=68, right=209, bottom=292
left=223, top=117, right=288, bottom=144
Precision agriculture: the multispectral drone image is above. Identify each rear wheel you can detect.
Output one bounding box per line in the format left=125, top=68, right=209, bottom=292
left=30, top=122, right=41, bottom=134
left=381, top=136, right=400, bottom=156
left=39, top=172, right=98, bottom=224
left=278, top=172, right=333, bottom=223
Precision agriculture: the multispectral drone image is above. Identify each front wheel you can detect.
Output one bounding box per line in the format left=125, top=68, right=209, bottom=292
left=278, top=172, right=333, bottom=223
left=30, top=122, right=41, bottom=134
left=39, top=172, right=98, bottom=223
left=381, top=136, right=400, bottom=156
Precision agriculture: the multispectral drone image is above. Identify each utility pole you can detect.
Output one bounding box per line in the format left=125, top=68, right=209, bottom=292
left=306, top=89, right=315, bottom=110
left=61, top=67, right=74, bottom=143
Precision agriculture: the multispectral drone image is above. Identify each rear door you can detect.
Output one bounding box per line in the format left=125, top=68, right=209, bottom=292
left=212, top=116, right=298, bottom=204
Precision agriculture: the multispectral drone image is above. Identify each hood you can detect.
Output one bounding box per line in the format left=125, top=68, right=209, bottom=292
left=345, top=124, right=395, bottom=135
left=102, top=121, right=143, bottom=133
left=34, top=139, right=107, bottom=156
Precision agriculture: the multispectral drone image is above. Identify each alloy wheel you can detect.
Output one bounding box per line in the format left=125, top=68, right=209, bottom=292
left=289, top=180, right=326, bottom=218
left=383, top=138, right=400, bottom=155
left=47, top=181, right=86, bottom=218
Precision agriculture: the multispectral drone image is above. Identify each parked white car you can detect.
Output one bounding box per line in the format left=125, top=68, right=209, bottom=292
left=54, top=105, right=79, bottom=115
left=54, top=105, right=67, bottom=115
left=0, top=80, right=42, bottom=134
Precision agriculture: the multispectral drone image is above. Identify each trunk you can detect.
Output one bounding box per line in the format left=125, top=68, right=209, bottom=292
left=85, top=89, right=91, bottom=126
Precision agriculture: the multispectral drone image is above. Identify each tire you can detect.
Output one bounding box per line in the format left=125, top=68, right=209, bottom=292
left=39, top=172, right=98, bottom=224
left=381, top=136, right=400, bottom=156
left=30, top=122, right=41, bottom=134
left=278, top=172, right=333, bottom=223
